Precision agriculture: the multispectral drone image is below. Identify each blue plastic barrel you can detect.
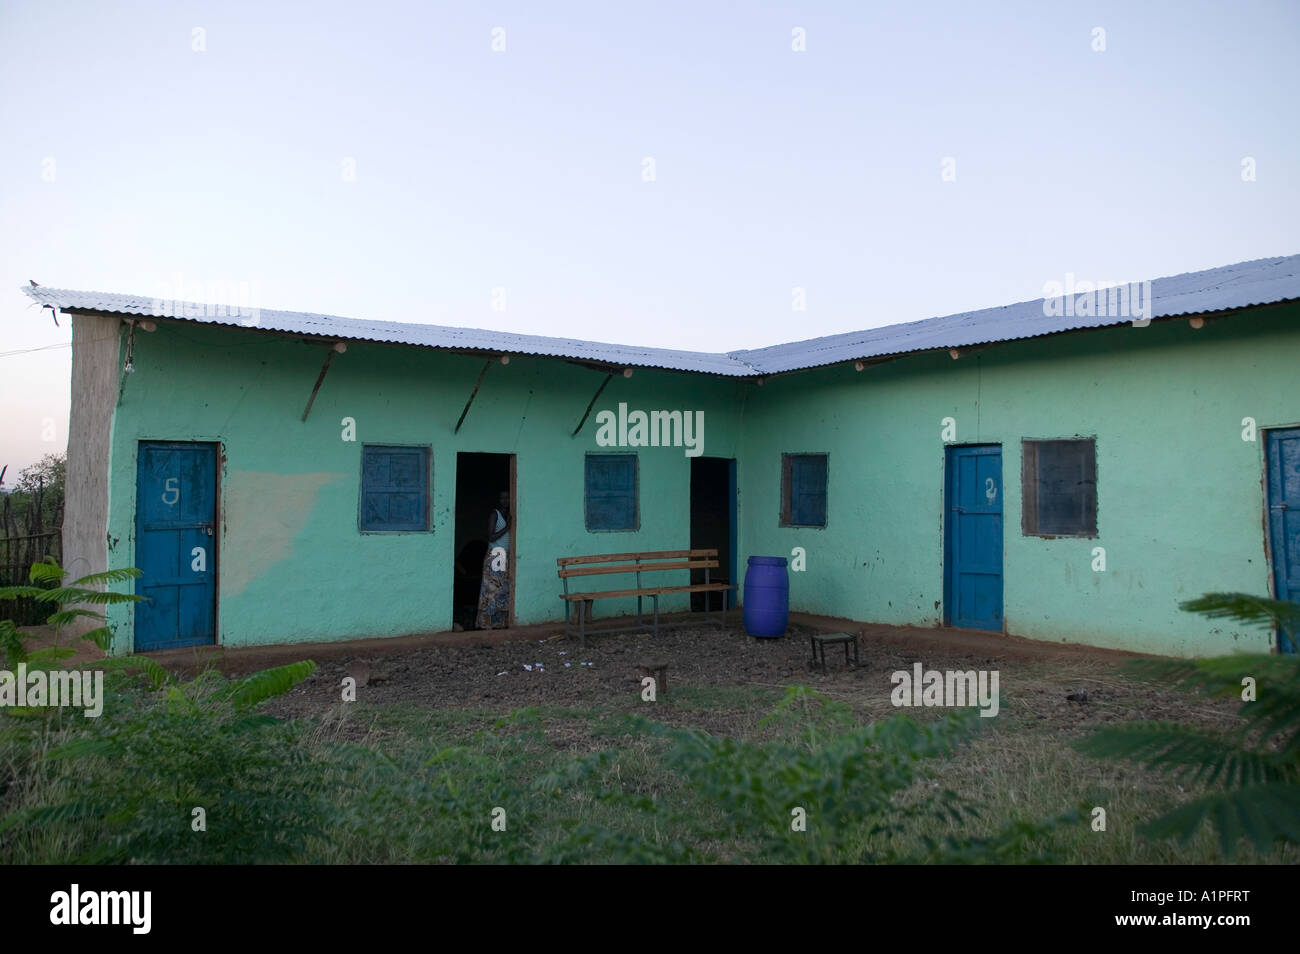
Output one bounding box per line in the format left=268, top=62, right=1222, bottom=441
left=743, top=556, right=789, bottom=637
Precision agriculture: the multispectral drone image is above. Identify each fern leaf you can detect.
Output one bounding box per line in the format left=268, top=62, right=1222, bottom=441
left=1252, top=704, right=1300, bottom=751
left=70, top=567, right=143, bottom=587
left=44, top=609, right=106, bottom=627
left=27, top=647, right=76, bottom=663
left=0, top=706, right=51, bottom=720
left=47, top=737, right=123, bottom=760
left=30, top=587, right=146, bottom=606
left=78, top=626, right=113, bottom=652
left=1121, top=653, right=1288, bottom=696
left=1141, top=783, right=1300, bottom=858
left=1181, top=592, right=1300, bottom=638
left=26, top=559, right=66, bottom=584
left=97, top=655, right=169, bottom=688
left=0, top=619, right=26, bottom=667
left=227, top=660, right=317, bottom=709
left=225, top=713, right=281, bottom=733
left=165, top=684, right=200, bottom=715
left=1076, top=722, right=1289, bottom=786
left=0, top=799, right=101, bottom=835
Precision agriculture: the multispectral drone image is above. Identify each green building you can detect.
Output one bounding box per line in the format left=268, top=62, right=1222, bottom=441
left=25, top=254, right=1300, bottom=657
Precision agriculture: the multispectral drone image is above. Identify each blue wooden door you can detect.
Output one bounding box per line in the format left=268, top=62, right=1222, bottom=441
left=1266, top=427, right=1300, bottom=653
left=944, top=444, right=1003, bottom=630
left=135, top=442, right=217, bottom=651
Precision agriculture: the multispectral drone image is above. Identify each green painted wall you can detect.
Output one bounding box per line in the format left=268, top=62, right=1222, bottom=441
left=103, top=323, right=744, bottom=649
left=101, top=305, right=1299, bottom=657
left=737, top=304, right=1300, bottom=656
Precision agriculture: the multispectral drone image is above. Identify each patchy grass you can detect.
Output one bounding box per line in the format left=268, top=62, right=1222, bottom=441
left=3, top=624, right=1294, bottom=864
left=294, top=679, right=1297, bottom=861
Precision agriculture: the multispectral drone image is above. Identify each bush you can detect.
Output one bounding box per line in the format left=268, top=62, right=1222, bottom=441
left=0, top=661, right=328, bottom=863
left=1076, top=592, right=1300, bottom=857
left=539, top=687, right=1067, bottom=863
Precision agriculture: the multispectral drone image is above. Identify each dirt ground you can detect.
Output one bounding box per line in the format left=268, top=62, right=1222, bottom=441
left=31, top=611, right=1236, bottom=736
left=191, top=613, right=1234, bottom=737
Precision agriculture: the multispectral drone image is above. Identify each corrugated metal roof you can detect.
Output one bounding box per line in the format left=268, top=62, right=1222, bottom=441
left=19, top=287, right=751, bottom=376
left=728, top=254, right=1300, bottom=374
left=23, top=253, right=1300, bottom=378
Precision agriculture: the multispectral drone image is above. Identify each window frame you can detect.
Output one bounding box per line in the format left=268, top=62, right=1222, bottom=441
left=584, top=452, right=640, bottom=532
left=780, top=452, right=829, bottom=528
left=358, top=443, right=432, bottom=534
left=1020, top=437, right=1098, bottom=538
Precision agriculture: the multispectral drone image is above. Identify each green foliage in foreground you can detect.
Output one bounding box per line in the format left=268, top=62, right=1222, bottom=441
left=0, top=558, right=337, bottom=862
left=1077, top=593, right=1300, bottom=858
left=0, top=670, right=1071, bottom=863
left=0, top=556, right=1061, bottom=864
left=536, top=687, right=1070, bottom=863
left=10, top=560, right=1294, bottom=865
left=0, top=556, right=146, bottom=665
left=1180, top=592, right=1300, bottom=652
left=1, top=661, right=323, bottom=863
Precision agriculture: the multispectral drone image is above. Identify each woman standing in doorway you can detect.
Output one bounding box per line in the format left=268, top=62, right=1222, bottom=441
left=476, top=490, right=511, bottom=629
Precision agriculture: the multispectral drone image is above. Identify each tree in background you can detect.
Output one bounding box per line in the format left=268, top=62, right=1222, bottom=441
left=1, top=454, right=67, bottom=624
left=1, top=452, right=65, bottom=546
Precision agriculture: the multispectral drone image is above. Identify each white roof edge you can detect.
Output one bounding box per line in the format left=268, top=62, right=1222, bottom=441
left=22, top=252, right=1300, bottom=377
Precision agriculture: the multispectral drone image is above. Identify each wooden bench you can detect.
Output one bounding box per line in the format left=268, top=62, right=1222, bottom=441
left=557, top=549, right=735, bottom=648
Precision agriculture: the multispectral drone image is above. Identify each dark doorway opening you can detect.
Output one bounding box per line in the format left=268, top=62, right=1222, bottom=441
left=453, top=452, right=514, bottom=630
left=690, top=456, right=737, bottom=610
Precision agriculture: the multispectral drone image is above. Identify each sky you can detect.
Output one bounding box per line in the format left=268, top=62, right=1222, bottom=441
left=1, top=0, right=1297, bottom=477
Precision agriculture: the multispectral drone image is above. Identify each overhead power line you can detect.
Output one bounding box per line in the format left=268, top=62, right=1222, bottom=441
left=0, top=341, right=72, bottom=359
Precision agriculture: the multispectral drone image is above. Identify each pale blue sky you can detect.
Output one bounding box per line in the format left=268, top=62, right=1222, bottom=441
left=2, top=0, right=1297, bottom=475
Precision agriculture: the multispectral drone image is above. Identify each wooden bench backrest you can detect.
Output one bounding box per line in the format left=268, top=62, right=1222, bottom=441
left=558, top=548, right=716, bottom=566
left=557, top=549, right=719, bottom=580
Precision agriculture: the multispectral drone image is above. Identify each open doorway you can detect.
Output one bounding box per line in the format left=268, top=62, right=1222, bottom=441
left=690, top=456, right=737, bottom=610
left=453, top=452, right=515, bottom=630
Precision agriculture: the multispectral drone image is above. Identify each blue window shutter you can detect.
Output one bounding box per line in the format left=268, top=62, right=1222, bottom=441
left=585, top=455, right=638, bottom=531
left=361, top=446, right=429, bottom=531
left=790, top=454, right=828, bottom=527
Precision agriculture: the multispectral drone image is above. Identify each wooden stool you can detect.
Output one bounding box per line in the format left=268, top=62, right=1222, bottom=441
left=638, top=660, right=668, bottom=693
left=809, top=631, right=860, bottom=671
